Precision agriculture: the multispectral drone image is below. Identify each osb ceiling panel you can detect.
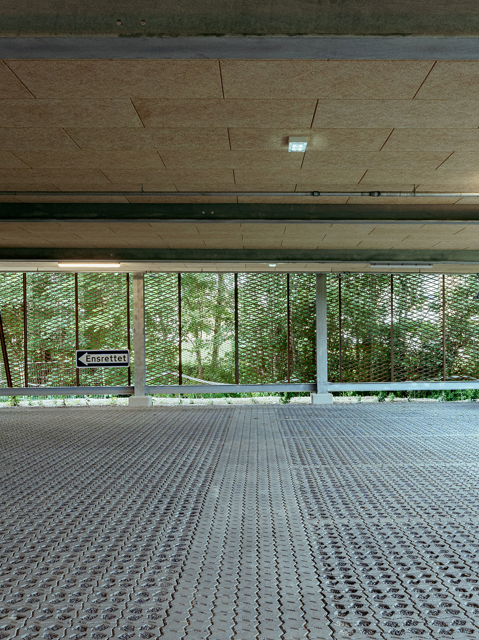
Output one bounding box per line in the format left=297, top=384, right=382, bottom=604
left=1, top=221, right=479, bottom=251
left=2, top=59, right=479, bottom=199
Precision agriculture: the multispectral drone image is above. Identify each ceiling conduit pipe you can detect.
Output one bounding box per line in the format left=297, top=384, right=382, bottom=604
left=1, top=191, right=479, bottom=198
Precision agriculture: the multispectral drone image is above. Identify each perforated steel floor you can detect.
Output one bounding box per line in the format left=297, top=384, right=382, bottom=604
left=1, top=404, right=479, bottom=640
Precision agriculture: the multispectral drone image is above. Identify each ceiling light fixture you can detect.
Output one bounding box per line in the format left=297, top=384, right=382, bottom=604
left=57, top=262, right=121, bottom=268
left=370, top=263, right=434, bottom=269
left=288, top=136, right=308, bottom=153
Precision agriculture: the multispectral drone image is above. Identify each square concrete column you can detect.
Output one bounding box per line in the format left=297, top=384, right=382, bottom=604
left=311, top=273, right=333, bottom=405
left=129, top=273, right=152, bottom=407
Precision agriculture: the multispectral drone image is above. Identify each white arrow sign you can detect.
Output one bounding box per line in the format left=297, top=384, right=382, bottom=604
left=76, top=350, right=130, bottom=368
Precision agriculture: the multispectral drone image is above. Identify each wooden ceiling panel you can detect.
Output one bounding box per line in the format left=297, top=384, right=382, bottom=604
left=0, top=168, right=60, bottom=189
left=359, top=169, right=438, bottom=184
left=99, top=168, right=171, bottom=185
left=0, top=100, right=52, bottom=127
left=0, top=99, right=143, bottom=128
left=231, top=168, right=302, bottom=184
left=295, top=171, right=369, bottom=189
left=17, top=195, right=129, bottom=203
left=229, top=128, right=392, bottom=152
left=452, top=197, right=479, bottom=204
left=0, top=61, right=33, bottom=99
left=66, top=128, right=231, bottom=151
left=46, top=170, right=114, bottom=191
left=159, top=150, right=303, bottom=170
left=237, top=196, right=349, bottom=203
left=7, top=60, right=223, bottom=99
left=434, top=152, right=479, bottom=171
left=0, top=221, right=477, bottom=251
left=15, top=150, right=165, bottom=170
left=301, top=151, right=449, bottom=172
left=0, top=151, right=29, bottom=168
left=417, top=176, right=479, bottom=190
left=133, top=99, right=317, bottom=128
left=220, top=61, right=434, bottom=100
left=381, top=129, right=479, bottom=152
left=0, top=128, right=80, bottom=151
left=125, top=196, right=237, bottom=203
left=415, top=62, right=479, bottom=101
left=0, top=59, right=478, bottom=201
left=346, top=196, right=461, bottom=204
left=313, top=100, right=479, bottom=129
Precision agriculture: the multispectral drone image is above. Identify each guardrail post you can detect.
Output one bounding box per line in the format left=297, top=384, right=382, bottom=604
left=311, top=273, right=333, bottom=405
left=129, top=273, right=152, bottom=407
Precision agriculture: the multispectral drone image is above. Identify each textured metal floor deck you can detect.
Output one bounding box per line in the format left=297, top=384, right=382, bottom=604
left=1, top=404, right=479, bottom=640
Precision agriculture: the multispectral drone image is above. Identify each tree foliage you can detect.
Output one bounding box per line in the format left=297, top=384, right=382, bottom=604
left=1, top=271, right=479, bottom=388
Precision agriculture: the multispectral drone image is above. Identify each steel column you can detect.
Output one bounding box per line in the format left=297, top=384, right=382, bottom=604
left=126, top=273, right=131, bottom=387
left=390, top=274, right=394, bottom=383
left=234, top=273, right=239, bottom=385
left=312, top=273, right=333, bottom=403
left=286, top=273, right=291, bottom=383
left=129, top=273, right=151, bottom=406
left=338, top=274, right=342, bottom=383
left=75, top=273, right=79, bottom=386
left=442, top=275, right=446, bottom=382
left=23, top=273, right=28, bottom=387
left=178, top=273, right=183, bottom=386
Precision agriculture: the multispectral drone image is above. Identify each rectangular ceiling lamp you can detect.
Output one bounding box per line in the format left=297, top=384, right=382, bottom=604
left=58, top=262, right=121, bottom=268
left=370, top=263, right=434, bottom=268
left=288, top=136, right=308, bottom=152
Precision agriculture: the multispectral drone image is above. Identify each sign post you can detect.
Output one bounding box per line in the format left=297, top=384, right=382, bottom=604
left=76, top=350, right=130, bottom=368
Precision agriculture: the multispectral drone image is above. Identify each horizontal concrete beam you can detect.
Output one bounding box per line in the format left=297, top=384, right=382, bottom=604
left=2, top=247, right=479, bottom=263
left=147, top=384, right=316, bottom=394
left=0, top=386, right=134, bottom=396
left=2, top=36, right=479, bottom=59
left=1, top=381, right=478, bottom=396
left=3, top=203, right=479, bottom=223
left=328, top=381, right=479, bottom=391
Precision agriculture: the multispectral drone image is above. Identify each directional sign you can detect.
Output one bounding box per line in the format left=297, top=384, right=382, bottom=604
left=76, top=350, right=130, bottom=368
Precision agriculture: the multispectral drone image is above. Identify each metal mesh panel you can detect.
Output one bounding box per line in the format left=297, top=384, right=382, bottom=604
left=0, top=273, right=25, bottom=387
left=181, top=272, right=235, bottom=384
left=339, top=273, right=392, bottom=382
left=5, top=269, right=479, bottom=390
left=77, top=273, right=129, bottom=386
left=326, top=274, right=340, bottom=383
left=145, top=273, right=179, bottom=385
left=393, top=273, right=443, bottom=381
left=238, top=273, right=288, bottom=384
left=289, top=273, right=316, bottom=383
left=26, top=273, right=76, bottom=387
left=445, top=274, right=479, bottom=381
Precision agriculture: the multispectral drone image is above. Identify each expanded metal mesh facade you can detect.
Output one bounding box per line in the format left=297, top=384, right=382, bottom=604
left=2, top=271, right=479, bottom=389
left=77, top=272, right=130, bottom=387
left=145, top=273, right=180, bottom=386
left=327, top=273, right=479, bottom=383
left=26, top=273, right=76, bottom=388
left=0, top=273, right=24, bottom=387
left=238, top=273, right=288, bottom=384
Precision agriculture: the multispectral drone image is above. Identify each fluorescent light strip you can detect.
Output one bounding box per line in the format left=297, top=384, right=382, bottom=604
left=370, top=263, right=434, bottom=268
left=58, top=262, right=121, bottom=268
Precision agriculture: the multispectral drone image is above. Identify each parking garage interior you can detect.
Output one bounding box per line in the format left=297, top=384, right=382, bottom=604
left=3, top=2, right=479, bottom=639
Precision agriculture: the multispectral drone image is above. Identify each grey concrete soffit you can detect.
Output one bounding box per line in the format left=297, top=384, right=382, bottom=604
left=2, top=36, right=479, bottom=59
left=3, top=248, right=479, bottom=262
